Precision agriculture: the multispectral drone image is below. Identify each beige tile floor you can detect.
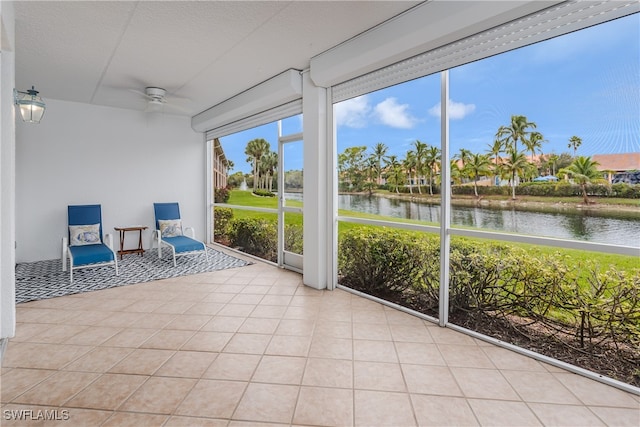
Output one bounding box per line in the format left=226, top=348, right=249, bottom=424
left=2, top=249, right=639, bottom=426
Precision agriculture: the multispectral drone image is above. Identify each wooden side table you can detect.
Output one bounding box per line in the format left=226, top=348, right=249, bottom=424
left=114, top=226, right=148, bottom=259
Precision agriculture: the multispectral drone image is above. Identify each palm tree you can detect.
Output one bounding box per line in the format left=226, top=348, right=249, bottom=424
left=372, top=142, right=388, bottom=185
left=568, top=136, right=582, bottom=157
left=501, top=149, right=528, bottom=200
left=454, top=148, right=472, bottom=166
left=388, top=165, right=406, bottom=194
left=262, top=151, right=278, bottom=192
left=487, top=139, right=504, bottom=185
left=448, top=159, right=462, bottom=197
left=363, top=156, right=378, bottom=196
left=547, top=153, right=559, bottom=176
left=524, top=131, right=546, bottom=167
left=496, top=115, right=536, bottom=154
left=245, top=138, right=270, bottom=192
left=384, top=155, right=402, bottom=193
left=424, top=145, right=441, bottom=196
left=412, top=140, right=428, bottom=194
left=464, top=153, right=491, bottom=197
left=558, top=156, right=602, bottom=204
left=403, top=151, right=417, bottom=194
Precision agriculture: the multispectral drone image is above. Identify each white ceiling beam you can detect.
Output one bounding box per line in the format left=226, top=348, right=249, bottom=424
left=192, top=69, right=302, bottom=133
left=310, top=0, right=562, bottom=88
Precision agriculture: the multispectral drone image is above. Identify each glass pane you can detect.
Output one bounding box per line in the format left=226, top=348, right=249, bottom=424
left=337, top=221, right=440, bottom=320
left=448, top=14, right=640, bottom=248
left=335, top=73, right=441, bottom=226
left=214, top=207, right=277, bottom=263
left=284, top=212, right=303, bottom=255
left=283, top=141, right=303, bottom=208
left=446, top=16, right=640, bottom=387
left=218, top=122, right=278, bottom=200
left=280, top=113, right=303, bottom=135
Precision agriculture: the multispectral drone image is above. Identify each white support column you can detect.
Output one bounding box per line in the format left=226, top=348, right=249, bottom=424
left=277, top=121, right=284, bottom=268
left=327, top=89, right=337, bottom=291
left=205, top=136, right=213, bottom=244
left=302, top=71, right=328, bottom=289
left=0, top=0, right=17, bottom=356
left=439, top=70, right=450, bottom=326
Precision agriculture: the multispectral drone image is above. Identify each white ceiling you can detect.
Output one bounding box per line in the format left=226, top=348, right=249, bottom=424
left=14, top=1, right=421, bottom=116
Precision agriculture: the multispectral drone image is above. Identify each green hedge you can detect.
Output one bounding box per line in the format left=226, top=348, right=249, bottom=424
left=339, top=227, right=640, bottom=348
left=225, top=217, right=303, bottom=262
left=214, top=187, right=230, bottom=203
left=452, top=182, right=640, bottom=198
left=253, top=189, right=276, bottom=197
left=228, top=217, right=278, bottom=261
left=213, top=207, right=233, bottom=239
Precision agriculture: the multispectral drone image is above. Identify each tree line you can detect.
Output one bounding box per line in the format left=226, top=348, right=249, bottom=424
left=339, top=114, right=601, bottom=201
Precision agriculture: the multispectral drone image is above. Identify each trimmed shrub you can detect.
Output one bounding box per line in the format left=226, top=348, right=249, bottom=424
left=253, top=189, right=276, bottom=197
left=339, top=227, right=427, bottom=294
left=213, top=207, right=233, bottom=239
left=228, top=218, right=277, bottom=261
left=337, top=226, right=640, bottom=348
left=611, top=183, right=640, bottom=199
left=214, top=187, right=230, bottom=203
left=285, top=224, right=303, bottom=254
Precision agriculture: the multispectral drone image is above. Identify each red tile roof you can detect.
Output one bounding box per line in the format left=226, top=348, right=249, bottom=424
left=592, top=153, right=640, bottom=172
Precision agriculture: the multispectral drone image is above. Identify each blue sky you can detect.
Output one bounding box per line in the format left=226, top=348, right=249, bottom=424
left=221, top=14, right=639, bottom=174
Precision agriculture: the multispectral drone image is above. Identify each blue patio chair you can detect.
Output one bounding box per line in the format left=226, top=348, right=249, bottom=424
left=152, top=202, right=208, bottom=267
left=62, top=204, right=118, bottom=284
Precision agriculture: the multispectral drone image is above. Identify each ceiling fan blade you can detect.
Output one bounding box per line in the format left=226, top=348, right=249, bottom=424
left=128, top=88, right=153, bottom=100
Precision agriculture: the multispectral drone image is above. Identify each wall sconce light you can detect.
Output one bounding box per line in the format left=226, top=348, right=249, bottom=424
left=14, top=86, right=46, bottom=124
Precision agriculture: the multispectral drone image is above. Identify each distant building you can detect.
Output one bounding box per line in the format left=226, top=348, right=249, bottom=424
left=592, top=153, right=640, bottom=184
left=212, top=138, right=228, bottom=189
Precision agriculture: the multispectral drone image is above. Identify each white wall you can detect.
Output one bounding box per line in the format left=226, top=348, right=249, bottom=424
left=1, top=0, right=17, bottom=343
left=16, top=99, right=205, bottom=263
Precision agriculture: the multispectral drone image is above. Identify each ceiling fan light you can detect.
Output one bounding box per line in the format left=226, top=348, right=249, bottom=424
left=146, top=99, right=164, bottom=112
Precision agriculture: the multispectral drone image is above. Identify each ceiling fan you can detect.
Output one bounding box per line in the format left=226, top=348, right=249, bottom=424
left=129, top=87, right=190, bottom=114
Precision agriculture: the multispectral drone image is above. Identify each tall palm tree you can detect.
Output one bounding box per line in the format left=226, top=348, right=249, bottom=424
left=464, top=153, right=491, bottom=197
left=501, top=149, right=528, bottom=200
left=403, top=151, right=417, bottom=195
left=558, top=156, right=602, bottom=204
left=547, top=153, right=559, bottom=176
left=262, top=151, right=278, bottom=192
left=568, top=135, right=582, bottom=157
left=487, top=139, right=504, bottom=185
left=496, top=115, right=536, bottom=154
left=363, top=156, right=378, bottom=196
left=412, top=140, right=428, bottom=194
left=388, top=165, right=406, bottom=194
left=245, top=138, right=270, bottom=192
left=384, top=155, right=402, bottom=193
left=524, top=131, right=546, bottom=166
left=423, top=145, right=440, bottom=196
left=448, top=159, right=462, bottom=197
left=372, top=142, right=388, bottom=185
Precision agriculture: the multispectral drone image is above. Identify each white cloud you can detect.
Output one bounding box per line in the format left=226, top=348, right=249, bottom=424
left=334, top=95, right=371, bottom=128
left=428, top=100, right=476, bottom=120
left=374, top=97, right=417, bottom=129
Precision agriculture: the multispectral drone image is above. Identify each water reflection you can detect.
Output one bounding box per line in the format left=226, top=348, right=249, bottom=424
left=337, top=194, right=640, bottom=247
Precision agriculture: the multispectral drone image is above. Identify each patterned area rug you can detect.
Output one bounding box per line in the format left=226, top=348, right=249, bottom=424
left=15, top=247, right=252, bottom=304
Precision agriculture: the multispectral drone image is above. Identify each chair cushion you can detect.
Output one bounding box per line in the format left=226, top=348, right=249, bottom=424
left=69, top=243, right=114, bottom=266
left=159, top=219, right=183, bottom=238
left=69, top=224, right=101, bottom=246
left=163, top=236, right=205, bottom=254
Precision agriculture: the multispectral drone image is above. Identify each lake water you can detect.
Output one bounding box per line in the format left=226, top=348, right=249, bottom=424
left=336, top=194, right=640, bottom=248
